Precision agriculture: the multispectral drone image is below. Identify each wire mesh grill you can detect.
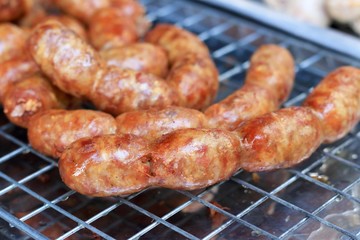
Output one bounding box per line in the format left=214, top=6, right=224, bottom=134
left=0, top=0, right=359, bottom=239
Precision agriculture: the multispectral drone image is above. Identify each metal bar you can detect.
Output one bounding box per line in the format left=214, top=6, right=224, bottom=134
left=233, top=178, right=358, bottom=239
left=178, top=190, right=279, bottom=239
left=201, top=0, right=360, bottom=59
left=119, top=198, right=199, bottom=240
left=0, top=172, right=115, bottom=240
left=0, top=207, right=48, bottom=240
left=279, top=177, right=360, bottom=239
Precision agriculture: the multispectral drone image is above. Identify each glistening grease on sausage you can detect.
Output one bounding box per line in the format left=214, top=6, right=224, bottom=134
left=205, top=44, right=294, bottom=130
left=303, top=66, right=360, bottom=143
left=58, top=65, right=360, bottom=197
left=28, top=20, right=218, bottom=114
left=3, top=75, right=76, bottom=128
left=28, top=109, right=117, bottom=158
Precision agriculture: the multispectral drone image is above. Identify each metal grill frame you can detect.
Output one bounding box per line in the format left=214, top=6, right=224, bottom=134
left=0, top=0, right=360, bottom=239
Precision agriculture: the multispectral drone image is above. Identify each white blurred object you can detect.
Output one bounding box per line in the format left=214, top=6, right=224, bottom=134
left=326, top=0, right=360, bottom=23
left=264, top=0, right=330, bottom=27
left=351, top=18, right=360, bottom=35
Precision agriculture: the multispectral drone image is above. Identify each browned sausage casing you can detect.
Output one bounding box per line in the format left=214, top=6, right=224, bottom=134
left=303, top=66, right=360, bottom=143
left=54, top=0, right=110, bottom=23
left=151, top=128, right=241, bottom=189
left=3, top=75, right=74, bottom=128
left=235, top=107, right=324, bottom=172
left=0, top=23, right=28, bottom=63
left=59, top=134, right=151, bottom=197
left=0, top=0, right=28, bottom=22
left=245, top=44, right=295, bottom=105
left=167, top=53, right=219, bottom=110
left=28, top=20, right=105, bottom=98
left=116, top=107, right=208, bottom=140
left=145, top=24, right=210, bottom=63
left=28, top=109, right=117, bottom=158
left=0, top=54, right=39, bottom=102
left=100, top=43, right=169, bottom=78
left=90, top=67, right=178, bottom=115
left=89, top=8, right=138, bottom=50
left=205, top=84, right=278, bottom=130
left=36, top=15, right=88, bottom=41
left=110, top=0, right=149, bottom=36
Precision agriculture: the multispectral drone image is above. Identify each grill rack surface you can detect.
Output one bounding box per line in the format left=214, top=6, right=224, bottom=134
left=0, top=0, right=360, bottom=239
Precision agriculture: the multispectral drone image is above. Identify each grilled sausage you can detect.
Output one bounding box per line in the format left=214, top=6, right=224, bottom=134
left=35, top=15, right=88, bottom=40
left=151, top=128, right=241, bottom=190
left=205, top=84, right=278, bottom=130
left=28, top=20, right=106, bottom=98
left=59, top=134, right=151, bottom=197
left=205, top=44, right=294, bottom=130
left=89, top=8, right=138, bottom=50
left=110, top=0, right=149, bottom=36
left=235, top=107, right=324, bottom=172
left=29, top=20, right=180, bottom=114
left=116, top=107, right=208, bottom=140
left=28, top=109, right=117, bottom=158
left=0, top=23, right=28, bottom=63
left=303, top=66, right=360, bottom=143
left=100, top=43, right=169, bottom=78
left=53, top=0, right=110, bottom=23
left=245, top=44, right=295, bottom=105
left=89, top=67, right=178, bottom=115
left=145, top=24, right=210, bottom=63
left=0, top=0, right=29, bottom=22
left=167, top=53, right=219, bottom=110
left=59, top=128, right=241, bottom=196
left=0, top=54, right=39, bottom=102
left=3, top=75, right=75, bottom=128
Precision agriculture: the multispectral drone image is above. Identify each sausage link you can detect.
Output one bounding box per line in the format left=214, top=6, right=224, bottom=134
left=116, top=106, right=208, bottom=140
left=204, top=45, right=294, bottom=130
left=3, top=75, right=75, bottom=128
left=28, top=109, right=117, bottom=158
left=110, top=0, right=149, bottom=36
left=303, top=66, right=360, bottom=143
left=145, top=24, right=210, bottom=63
left=89, top=67, right=178, bottom=115
left=205, top=84, right=278, bottom=130
left=0, top=54, right=39, bottom=102
left=29, top=20, right=182, bottom=114
left=100, top=43, right=169, bottom=78
left=235, top=107, right=324, bottom=172
left=59, top=134, right=151, bottom=197
left=59, top=128, right=241, bottom=196
left=28, top=20, right=106, bottom=98
left=88, top=8, right=138, bottom=50
left=0, top=0, right=28, bottom=22
left=151, top=128, right=241, bottom=190
left=53, top=0, right=110, bottom=23
left=35, top=15, right=88, bottom=41
left=245, top=44, right=295, bottom=105
left=0, top=23, right=28, bottom=63
left=167, top=53, right=219, bottom=110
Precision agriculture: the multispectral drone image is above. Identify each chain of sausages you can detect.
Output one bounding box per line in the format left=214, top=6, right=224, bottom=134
left=57, top=66, right=360, bottom=197
left=0, top=0, right=359, bottom=197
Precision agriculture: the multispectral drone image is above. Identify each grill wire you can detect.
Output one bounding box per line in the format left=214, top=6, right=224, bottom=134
left=0, top=0, right=360, bottom=239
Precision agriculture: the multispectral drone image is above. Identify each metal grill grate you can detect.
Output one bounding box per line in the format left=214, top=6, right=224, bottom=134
left=0, top=0, right=360, bottom=239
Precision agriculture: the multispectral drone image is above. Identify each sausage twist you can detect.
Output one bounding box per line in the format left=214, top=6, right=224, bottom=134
left=58, top=66, right=360, bottom=197
left=28, top=20, right=219, bottom=114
